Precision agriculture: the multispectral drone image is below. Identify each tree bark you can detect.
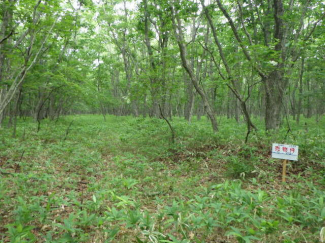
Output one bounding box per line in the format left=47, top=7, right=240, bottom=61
left=263, top=69, right=286, bottom=130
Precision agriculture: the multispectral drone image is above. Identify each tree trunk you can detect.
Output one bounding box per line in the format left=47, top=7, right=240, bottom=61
left=12, top=89, right=22, bottom=137
left=306, top=75, right=312, bottom=118
left=296, top=58, right=304, bottom=124
left=171, top=9, right=218, bottom=132
left=0, top=0, right=14, bottom=84
left=291, top=80, right=299, bottom=120
left=234, top=95, right=240, bottom=123
left=0, top=88, right=7, bottom=127
left=264, top=69, right=286, bottom=130
left=184, top=74, right=194, bottom=122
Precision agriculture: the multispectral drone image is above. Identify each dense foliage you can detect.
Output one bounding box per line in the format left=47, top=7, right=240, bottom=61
left=0, top=0, right=324, bottom=131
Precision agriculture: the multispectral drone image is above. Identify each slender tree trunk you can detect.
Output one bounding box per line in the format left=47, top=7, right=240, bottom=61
left=306, top=75, right=312, bottom=118
left=34, top=90, right=46, bottom=121
left=0, top=1, right=14, bottom=127
left=0, top=0, right=14, bottom=84
left=49, top=95, right=56, bottom=120
left=234, top=95, right=240, bottom=122
left=12, top=88, right=22, bottom=137
left=184, top=74, right=194, bottom=122
left=296, top=58, right=304, bottom=124
left=0, top=88, right=7, bottom=127
left=291, top=79, right=299, bottom=120
left=171, top=8, right=218, bottom=132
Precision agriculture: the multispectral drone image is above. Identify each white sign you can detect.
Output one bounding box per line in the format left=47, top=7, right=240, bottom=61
left=272, top=143, right=299, bottom=161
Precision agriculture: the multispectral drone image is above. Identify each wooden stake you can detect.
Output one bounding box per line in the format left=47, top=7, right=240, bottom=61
left=282, top=159, right=287, bottom=183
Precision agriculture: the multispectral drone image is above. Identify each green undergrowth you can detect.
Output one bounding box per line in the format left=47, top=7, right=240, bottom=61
left=0, top=115, right=324, bottom=242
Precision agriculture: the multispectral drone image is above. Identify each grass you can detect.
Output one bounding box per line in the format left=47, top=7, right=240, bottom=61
left=0, top=114, right=324, bottom=242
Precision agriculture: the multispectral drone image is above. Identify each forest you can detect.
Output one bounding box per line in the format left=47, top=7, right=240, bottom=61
left=0, top=0, right=324, bottom=242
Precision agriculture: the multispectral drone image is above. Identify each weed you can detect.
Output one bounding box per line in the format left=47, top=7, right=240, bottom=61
left=226, top=156, right=255, bottom=179
left=0, top=115, right=324, bottom=242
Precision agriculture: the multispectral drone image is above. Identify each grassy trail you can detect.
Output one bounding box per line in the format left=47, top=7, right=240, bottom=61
left=0, top=115, right=324, bottom=242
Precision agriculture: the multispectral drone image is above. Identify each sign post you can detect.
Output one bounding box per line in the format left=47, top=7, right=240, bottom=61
left=272, top=143, right=298, bottom=183
left=282, top=160, right=287, bottom=183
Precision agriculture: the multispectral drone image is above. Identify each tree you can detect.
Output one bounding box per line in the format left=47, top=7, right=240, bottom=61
left=0, top=1, right=60, bottom=122
left=170, top=2, right=218, bottom=132
left=211, top=0, right=324, bottom=130
left=201, top=0, right=257, bottom=140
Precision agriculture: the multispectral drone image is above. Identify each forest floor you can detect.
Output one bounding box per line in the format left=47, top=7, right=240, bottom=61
left=0, top=115, right=324, bottom=243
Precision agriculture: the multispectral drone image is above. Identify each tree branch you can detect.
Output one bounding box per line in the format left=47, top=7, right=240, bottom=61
left=0, top=18, right=58, bottom=114
left=214, top=0, right=267, bottom=79
left=159, top=104, right=175, bottom=144
left=236, top=0, right=253, bottom=45
left=0, top=30, right=14, bottom=44
left=215, top=0, right=252, bottom=61
left=303, top=12, right=325, bottom=41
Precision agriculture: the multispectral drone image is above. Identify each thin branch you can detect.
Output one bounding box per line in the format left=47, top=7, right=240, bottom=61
left=198, top=41, right=227, bottom=81
left=0, top=30, right=14, bottom=44
left=215, top=0, right=252, bottom=61
left=214, top=0, right=267, bottom=79
left=236, top=0, right=253, bottom=45
left=159, top=104, right=175, bottom=144
left=244, top=80, right=262, bottom=102
left=303, top=13, right=325, bottom=41
left=63, top=121, right=74, bottom=141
